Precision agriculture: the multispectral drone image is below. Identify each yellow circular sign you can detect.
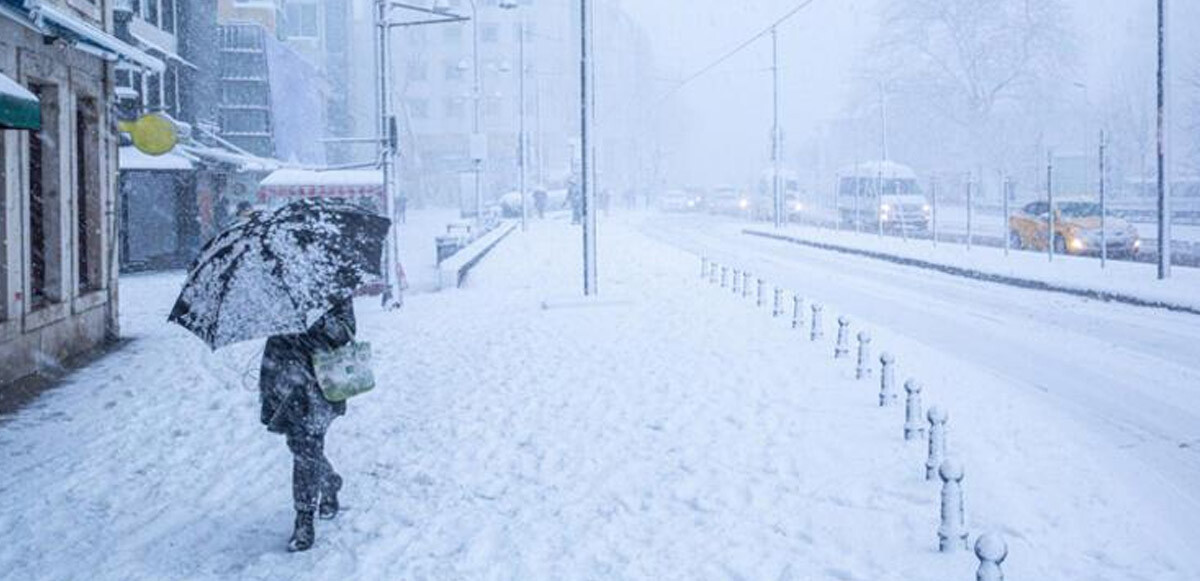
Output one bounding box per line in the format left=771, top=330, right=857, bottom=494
left=120, top=113, right=178, bottom=156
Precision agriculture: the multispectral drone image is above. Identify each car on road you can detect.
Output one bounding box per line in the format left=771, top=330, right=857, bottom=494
left=657, top=189, right=702, bottom=212
left=707, top=185, right=754, bottom=217
left=1009, top=200, right=1141, bottom=256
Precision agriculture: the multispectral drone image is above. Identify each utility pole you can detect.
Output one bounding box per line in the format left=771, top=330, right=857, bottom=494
left=373, top=0, right=401, bottom=309
left=1156, top=0, right=1171, bottom=279
left=472, top=0, right=484, bottom=221
left=518, top=20, right=528, bottom=231
left=1100, top=130, right=1107, bottom=268
left=580, top=0, right=597, bottom=295
left=771, top=27, right=782, bottom=229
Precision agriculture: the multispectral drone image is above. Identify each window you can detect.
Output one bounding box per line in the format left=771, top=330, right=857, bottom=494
left=406, top=61, right=428, bottom=82
left=481, top=24, right=499, bottom=43
left=285, top=1, right=319, bottom=38
left=76, top=99, right=102, bottom=294
left=407, top=99, right=429, bottom=119
left=143, top=0, right=158, bottom=26
left=27, top=84, right=63, bottom=309
left=444, top=61, right=464, bottom=81
left=161, top=0, right=175, bottom=33
left=163, top=67, right=178, bottom=116
left=444, top=98, right=464, bottom=119
left=145, top=72, right=162, bottom=111
left=444, top=26, right=462, bottom=43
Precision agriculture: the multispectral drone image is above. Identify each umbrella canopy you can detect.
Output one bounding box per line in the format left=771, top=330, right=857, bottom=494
left=0, top=71, right=40, bottom=131
left=169, top=198, right=391, bottom=349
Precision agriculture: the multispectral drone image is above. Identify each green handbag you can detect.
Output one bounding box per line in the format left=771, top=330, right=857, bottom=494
left=313, top=341, right=376, bottom=402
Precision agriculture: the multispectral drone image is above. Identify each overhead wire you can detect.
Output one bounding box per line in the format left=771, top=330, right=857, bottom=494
left=649, top=0, right=820, bottom=109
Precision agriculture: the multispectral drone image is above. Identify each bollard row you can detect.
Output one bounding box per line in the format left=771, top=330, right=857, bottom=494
left=699, top=252, right=1003, bottom=577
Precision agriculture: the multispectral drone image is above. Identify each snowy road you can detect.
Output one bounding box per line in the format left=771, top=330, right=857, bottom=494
left=642, top=212, right=1200, bottom=551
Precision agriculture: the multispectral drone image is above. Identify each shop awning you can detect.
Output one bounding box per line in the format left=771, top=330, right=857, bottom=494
left=119, top=146, right=194, bottom=171
left=0, top=71, right=40, bottom=130
left=23, top=1, right=165, bottom=73
left=131, top=31, right=198, bottom=70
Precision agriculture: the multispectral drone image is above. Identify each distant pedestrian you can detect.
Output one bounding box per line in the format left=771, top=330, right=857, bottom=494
left=568, top=180, right=582, bottom=224
left=533, top=189, right=548, bottom=219
left=259, top=298, right=357, bottom=552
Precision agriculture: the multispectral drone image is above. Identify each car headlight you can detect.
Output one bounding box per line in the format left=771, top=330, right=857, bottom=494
left=923, top=204, right=932, bottom=213
left=1069, top=237, right=1087, bottom=251
left=880, top=204, right=891, bottom=213
left=793, top=202, right=804, bottom=212
left=738, top=199, right=749, bottom=210
left=1134, top=239, right=1142, bottom=249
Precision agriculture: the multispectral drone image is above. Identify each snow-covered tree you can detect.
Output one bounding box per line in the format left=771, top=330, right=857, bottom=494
left=869, top=0, right=1075, bottom=177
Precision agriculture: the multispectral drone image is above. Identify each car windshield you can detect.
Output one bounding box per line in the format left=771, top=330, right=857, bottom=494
left=1058, top=203, right=1102, bottom=218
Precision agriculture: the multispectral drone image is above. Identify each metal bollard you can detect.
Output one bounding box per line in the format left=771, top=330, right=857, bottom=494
left=731, top=269, right=741, bottom=294
left=720, top=266, right=729, bottom=288
left=879, top=353, right=896, bottom=405
left=810, top=303, right=824, bottom=341
left=937, top=459, right=968, bottom=553
left=834, top=316, right=851, bottom=358
left=926, top=406, right=948, bottom=481
left=975, top=534, right=1008, bottom=581
left=903, top=379, right=924, bottom=439
left=756, top=279, right=765, bottom=308
left=742, top=272, right=752, bottom=298
left=709, top=262, right=719, bottom=284
left=792, top=295, right=805, bottom=329
left=855, top=331, right=872, bottom=379
left=772, top=287, right=783, bottom=317
left=701, top=256, right=708, bottom=279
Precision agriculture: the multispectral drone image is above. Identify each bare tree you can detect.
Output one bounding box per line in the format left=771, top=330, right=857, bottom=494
left=871, top=0, right=1074, bottom=173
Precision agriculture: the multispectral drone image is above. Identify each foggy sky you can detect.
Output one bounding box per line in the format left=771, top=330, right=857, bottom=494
left=619, top=0, right=1198, bottom=186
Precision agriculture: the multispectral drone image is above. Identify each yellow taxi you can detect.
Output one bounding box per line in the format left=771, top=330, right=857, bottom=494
left=1009, top=200, right=1141, bottom=257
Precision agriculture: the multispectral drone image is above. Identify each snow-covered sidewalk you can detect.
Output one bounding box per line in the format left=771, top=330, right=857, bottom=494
left=0, top=218, right=1193, bottom=580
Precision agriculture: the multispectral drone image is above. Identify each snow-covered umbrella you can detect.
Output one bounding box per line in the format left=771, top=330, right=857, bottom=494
left=168, top=198, right=391, bottom=350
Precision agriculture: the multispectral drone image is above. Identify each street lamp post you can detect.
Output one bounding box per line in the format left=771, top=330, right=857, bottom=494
left=580, top=0, right=597, bottom=295
left=499, top=0, right=526, bottom=232
left=377, top=1, right=468, bottom=308
left=468, top=0, right=484, bottom=222
left=1156, top=0, right=1171, bottom=279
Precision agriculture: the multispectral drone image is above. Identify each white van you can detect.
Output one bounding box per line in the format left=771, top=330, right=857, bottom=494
left=837, top=161, right=931, bottom=231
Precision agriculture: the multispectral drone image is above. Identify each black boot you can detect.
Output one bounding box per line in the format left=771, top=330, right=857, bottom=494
left=319, top=473, right=342, bottom=520
left=287, top=510, right=315, bottom=552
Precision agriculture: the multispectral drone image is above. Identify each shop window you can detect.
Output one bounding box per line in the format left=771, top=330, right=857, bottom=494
left=28, top=84, right=63, bottom=310
left=76, top=99, right=102, bottom=294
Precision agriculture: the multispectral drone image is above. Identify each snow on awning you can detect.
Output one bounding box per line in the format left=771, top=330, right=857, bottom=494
left=24, top=1, right=165, bottom=73
left=131, top=31, right=198, bottom=70
left=258, top=169, right=385, bottom=199
left=178, top=143, right=281, bottom=173
left=119, top=146, right=194, bottom=171
left=0, top=70, right=40, bottom=130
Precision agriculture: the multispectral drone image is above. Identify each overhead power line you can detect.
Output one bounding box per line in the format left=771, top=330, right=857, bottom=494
left=651, top=0, right=820, bottom=108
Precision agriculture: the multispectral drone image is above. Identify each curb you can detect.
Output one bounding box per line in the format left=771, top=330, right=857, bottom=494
left=743, top=229, right=1200, bottom=317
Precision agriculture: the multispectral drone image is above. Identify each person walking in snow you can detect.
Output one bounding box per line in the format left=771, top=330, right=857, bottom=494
left=259, top=297, right=357, bottom=552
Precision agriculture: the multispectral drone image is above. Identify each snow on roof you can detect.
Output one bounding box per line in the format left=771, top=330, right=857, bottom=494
left=0, top=71, right=36, bottom=103
left=179, top=144, right=281, bottom=172
left=260, top=169, right=384, bottom=188
left=839, top=160, right=918, bottom=180
left=119, top=146, right=194, bottom=171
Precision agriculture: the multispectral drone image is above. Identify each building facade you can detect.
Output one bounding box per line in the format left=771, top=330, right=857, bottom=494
left=1, top=0, right=163, bottom=385
left=386, top=0, right=656, bottom=209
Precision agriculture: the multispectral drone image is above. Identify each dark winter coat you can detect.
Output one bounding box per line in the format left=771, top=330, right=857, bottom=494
left=259, top=299, right=356, bottom=436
